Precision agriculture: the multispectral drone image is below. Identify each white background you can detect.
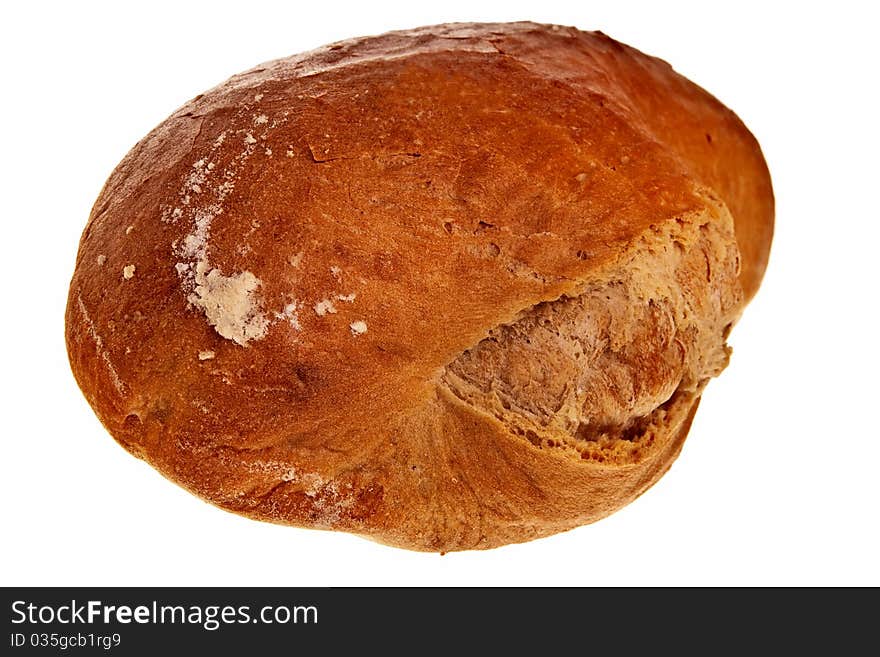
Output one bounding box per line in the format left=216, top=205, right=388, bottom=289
left=2, top=0, right=877, bottom=586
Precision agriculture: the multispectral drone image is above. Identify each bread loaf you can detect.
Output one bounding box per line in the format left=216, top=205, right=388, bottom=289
left=65, top=22, right=773, bottom=551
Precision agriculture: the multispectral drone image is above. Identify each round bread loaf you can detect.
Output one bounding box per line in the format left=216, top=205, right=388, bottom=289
left=65, top=22, right=773, bottom=551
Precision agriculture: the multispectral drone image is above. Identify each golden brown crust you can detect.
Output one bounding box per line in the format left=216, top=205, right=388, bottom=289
left=65, top=22, right=773, bottom=551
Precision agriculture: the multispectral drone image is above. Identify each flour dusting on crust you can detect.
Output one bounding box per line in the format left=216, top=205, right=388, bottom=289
left=187, top=261, right=269, bottom=346
left=171, top=109, right=293, bottom=346
left=77, top=294, right=125, bottom=395
left=169, top=105, right=367, bottom=345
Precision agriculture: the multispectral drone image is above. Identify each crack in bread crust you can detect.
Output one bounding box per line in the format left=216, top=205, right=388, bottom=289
left=441, top=195, right=743, bottom=465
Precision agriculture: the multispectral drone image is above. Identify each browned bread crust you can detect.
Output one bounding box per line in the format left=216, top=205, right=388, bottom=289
left=65, top=22, right=773, bottom=551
